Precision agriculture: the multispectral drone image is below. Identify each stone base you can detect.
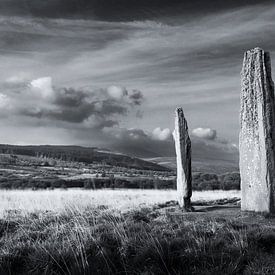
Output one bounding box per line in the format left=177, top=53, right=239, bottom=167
left=181, top=198, right=195, bottom=212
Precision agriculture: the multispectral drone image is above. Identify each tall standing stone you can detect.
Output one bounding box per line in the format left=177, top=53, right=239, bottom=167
left=173, top=107, right=193, bottom=210
left=240, top=47, right=275, bottom=213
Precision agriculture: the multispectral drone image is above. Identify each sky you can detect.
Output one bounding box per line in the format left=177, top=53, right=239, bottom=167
left=0, top=0, right=274, bottom=157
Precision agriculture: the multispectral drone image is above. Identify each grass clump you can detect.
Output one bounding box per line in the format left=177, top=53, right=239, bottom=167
left=0, top=206, right=274, bottom=274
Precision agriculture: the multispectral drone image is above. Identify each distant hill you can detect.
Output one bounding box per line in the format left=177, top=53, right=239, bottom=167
left=144, top=137, right=239, bottom=174
left=144, top=156, right=238, bottom=174
left=0, top=144, right=170, bottom=171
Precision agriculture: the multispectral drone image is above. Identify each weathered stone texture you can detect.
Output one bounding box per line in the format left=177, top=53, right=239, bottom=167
left=240, top=47, right=275, bottom=213
left=173, top=108, right=192, bottom=209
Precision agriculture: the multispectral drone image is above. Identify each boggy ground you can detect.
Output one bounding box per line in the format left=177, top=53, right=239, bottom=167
left=0, top=198, right=275, bottom=275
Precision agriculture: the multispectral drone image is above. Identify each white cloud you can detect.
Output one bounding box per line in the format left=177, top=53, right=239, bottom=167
left=5, top=74, right=29, bottom=84
left=192, top=127, right=217, bottom=140
left=0, top=93, right=10, bottom=109
left=151, top=127, right=172, bottom=141
left=107, top=85, right=128, bottom=100
left=30, top=77, right=55, bottom=99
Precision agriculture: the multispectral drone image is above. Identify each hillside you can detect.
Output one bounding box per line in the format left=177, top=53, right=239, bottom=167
left=145, top=157, right=239, bottom=174
left=0, top=144, right=170, bottom=171
left=144, top=137, right=239, bottom=174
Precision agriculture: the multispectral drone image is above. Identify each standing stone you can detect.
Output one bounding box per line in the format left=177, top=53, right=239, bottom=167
left=173, top=107, right=193, bottom=210
left=240, top=47, right=275, bottom=213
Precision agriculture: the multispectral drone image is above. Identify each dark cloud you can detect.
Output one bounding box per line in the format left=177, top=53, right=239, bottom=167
left=103, top=127, right=174, bottom=157
left=49, top=87, right=128, bottom=124
left=54, top=88, right=88, bottom=108
left=128, top=90, right=144, bottom=106
left=0, top=17, right=129, bottom=55
left=0, top=0, right=272, bottom=21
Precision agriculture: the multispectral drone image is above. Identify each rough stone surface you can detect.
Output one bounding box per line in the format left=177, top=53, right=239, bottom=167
left=173, top=108, right=192, bottom=210
left=240, top=47, right=275, bottom=213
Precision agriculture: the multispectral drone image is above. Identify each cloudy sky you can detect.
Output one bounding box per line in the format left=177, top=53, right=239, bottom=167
left=0, top=0, right=274, bottom=157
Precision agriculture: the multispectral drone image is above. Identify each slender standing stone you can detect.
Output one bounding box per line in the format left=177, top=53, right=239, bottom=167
left=240, top=47, right=275, bottom=213
left=173, top=107, right=193, bottom=210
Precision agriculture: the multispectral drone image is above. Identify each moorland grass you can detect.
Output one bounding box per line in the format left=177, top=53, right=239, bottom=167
left=0, top=204, right=275, bottom=274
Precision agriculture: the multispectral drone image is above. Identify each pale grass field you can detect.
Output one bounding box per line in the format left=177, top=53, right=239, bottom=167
left=0, top=189, right=240, bottom=216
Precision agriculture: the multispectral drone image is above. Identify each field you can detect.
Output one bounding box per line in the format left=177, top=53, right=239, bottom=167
left=0, top=150, right=240, bottom=191
left=0, top=189, right=240, bottom=215
left=1, top=189, right=275, bottom=274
